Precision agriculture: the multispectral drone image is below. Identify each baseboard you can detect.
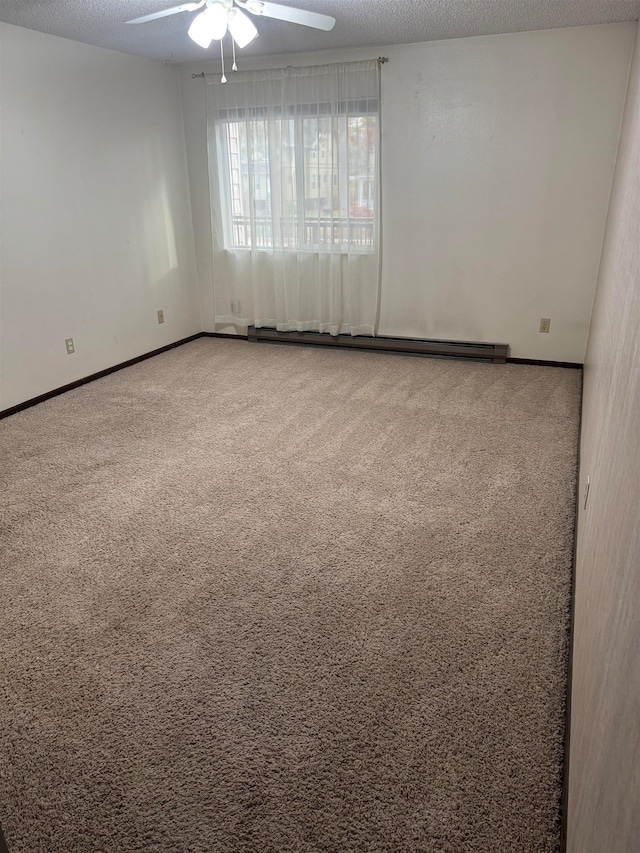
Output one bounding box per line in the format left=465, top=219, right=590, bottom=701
left=507, top=358, right=583, bottom=369
left=559, top=371, right=584, bottom=853
left=200, top=331, right=249, bottom=340
left=248, top=327, right=509, bottom=363
left=0, top=334, right=203, bottom=420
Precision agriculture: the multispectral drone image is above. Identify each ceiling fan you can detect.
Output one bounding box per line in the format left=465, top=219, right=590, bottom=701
left=126, top=0, right=336, bottom=50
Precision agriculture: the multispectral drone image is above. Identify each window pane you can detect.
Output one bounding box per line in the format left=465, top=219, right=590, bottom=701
left=347, top=115, right=376, bottom=247
left=302, top=116, right=322, bottom=245
left=220, top=109, right=376, bottom=251
left=251, top=119, right=270, bottom=247
left=278, top=118, right=297, bottom=249
left=223, top=119, right=272, bottom=248
left=224, top=121, right=250, bottom=247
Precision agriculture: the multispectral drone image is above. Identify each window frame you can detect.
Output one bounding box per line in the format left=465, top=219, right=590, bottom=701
left=216, top=99, right=379, bottom=254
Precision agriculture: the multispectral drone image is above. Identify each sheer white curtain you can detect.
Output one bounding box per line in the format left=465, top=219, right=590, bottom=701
left=206, top=60, right=381, bottom=336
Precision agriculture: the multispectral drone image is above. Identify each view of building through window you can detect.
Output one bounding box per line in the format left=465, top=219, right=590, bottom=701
left=221, top=110, right=377, bottom=250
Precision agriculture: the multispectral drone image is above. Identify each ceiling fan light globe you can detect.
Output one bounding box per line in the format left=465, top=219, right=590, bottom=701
left=187, top=12, right=213, bottom=47
left=205, top=2, right=229, bottom=37
left=188, top=3, right=227, bottom=47
left=228, top=8, right=258, bottom=48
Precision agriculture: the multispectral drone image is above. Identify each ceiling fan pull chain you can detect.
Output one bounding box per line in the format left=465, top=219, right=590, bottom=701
left=232, top=36, right=238, bottom=72
left=220, top=38, right=227, bottom=82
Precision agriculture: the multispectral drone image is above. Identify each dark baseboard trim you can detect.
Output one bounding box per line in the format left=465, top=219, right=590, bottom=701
left=0, top=334, right=203, bottom=420
left=559, top=371, right=584, bottom=853
left=204, top=334, right=582, bottom=369
left=0, top=825, right=10, bottom=853
left=507, top=358, right=583, bottom=369
left=212, top=330, right=582, bottom=369
left=200, top=331, right=249, bottom=340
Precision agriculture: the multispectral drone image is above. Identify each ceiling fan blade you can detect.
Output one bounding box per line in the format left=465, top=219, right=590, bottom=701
left=241, top=1, right=336, bottom=31
left=125, top=1, right=205, bottom=24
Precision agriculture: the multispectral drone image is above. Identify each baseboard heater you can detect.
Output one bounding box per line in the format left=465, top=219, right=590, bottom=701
left=247, top=327, right=509, bottom=364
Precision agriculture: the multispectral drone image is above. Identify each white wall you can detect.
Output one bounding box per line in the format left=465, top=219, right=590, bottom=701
left=567, top=21, right=640, bottom=853
left=0, top=24, right=200, bottom=410
left=181, top=23, right=635, bottom=362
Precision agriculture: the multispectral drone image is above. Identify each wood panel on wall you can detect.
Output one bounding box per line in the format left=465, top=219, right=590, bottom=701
left=567, top=22, right=640, bottom=853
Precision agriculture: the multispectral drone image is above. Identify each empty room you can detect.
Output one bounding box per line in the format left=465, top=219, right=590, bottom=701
left=0, top=0, right=638, bottom=851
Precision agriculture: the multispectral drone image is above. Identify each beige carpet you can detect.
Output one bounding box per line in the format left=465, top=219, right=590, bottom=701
left=0, top=339, right=580, bottom=852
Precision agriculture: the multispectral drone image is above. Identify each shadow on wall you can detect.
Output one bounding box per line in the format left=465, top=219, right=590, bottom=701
left=139, top=137, right=181, bottom=291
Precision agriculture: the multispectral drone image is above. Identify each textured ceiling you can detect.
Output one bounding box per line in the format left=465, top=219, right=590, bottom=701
left=0, top=0, right=638, bottom=64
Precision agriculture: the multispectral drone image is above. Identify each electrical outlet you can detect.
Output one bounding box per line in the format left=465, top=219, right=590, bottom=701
left=157, top=309, right=165, bottom=324
left=539, top=318, right=551, bottom=333
left=65, top=337, right=75, bottom=355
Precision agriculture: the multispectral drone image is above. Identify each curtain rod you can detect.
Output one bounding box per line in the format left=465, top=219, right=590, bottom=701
left=191, top=57, right=388, bottom=78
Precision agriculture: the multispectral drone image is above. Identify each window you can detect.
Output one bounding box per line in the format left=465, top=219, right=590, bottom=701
left=218, top=102, right=378, bottom=251
left=206, top=60, right=381, bottom=335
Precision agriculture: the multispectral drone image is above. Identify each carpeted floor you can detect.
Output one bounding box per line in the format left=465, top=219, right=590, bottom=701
left=0, top=339, right=581, bottom=853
